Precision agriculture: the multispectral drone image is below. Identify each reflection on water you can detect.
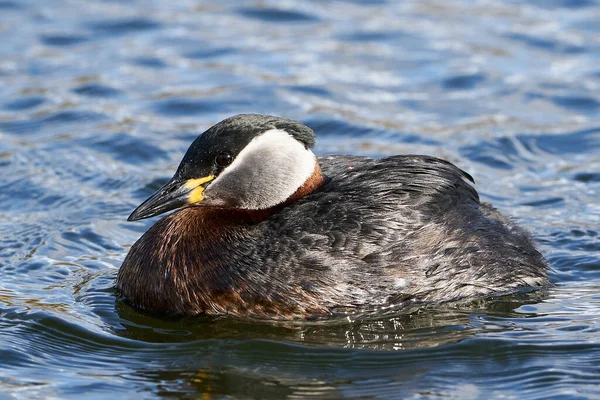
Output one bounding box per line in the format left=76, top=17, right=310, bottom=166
left=114, top=293, right=546, bottom=350
left=1, top=0, right=600, bottom=398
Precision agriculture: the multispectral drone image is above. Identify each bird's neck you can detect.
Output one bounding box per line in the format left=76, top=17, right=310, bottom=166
left=284, top=162, right=326, bottom=205
left=242, top=162, right=326, bottom=223
left=117, top=163, right=326, bottom=316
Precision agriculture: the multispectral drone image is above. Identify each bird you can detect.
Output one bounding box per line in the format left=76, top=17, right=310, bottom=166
left=117, top=114, right=549, bottom=320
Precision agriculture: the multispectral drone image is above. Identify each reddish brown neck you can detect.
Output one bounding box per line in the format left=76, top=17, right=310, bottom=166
left=242, top=162, right=326, bottom=223
left=285, top=162, right=326, bottom=205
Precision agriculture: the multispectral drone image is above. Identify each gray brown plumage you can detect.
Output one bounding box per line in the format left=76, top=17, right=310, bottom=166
left=117, top=114, right=549, bottom=320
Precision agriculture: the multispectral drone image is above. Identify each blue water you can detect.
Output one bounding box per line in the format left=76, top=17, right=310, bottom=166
left=1, top=0, right=599, bottom=398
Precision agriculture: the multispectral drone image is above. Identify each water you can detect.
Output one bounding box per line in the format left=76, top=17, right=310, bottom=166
left=1, top=0, right=599, bottom=398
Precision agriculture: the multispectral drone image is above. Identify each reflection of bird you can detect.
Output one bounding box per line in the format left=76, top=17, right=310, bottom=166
left=117, top=114, right=549, bottom=319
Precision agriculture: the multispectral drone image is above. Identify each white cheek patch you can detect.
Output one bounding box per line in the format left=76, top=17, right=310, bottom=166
left=204, top=129, right=316, bottom=210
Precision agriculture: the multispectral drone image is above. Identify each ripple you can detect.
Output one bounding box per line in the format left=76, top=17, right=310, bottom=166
left=152, top=89, right=277, bottom=117
left=442, top=73, right=486, bottom=90
left=88, top=18, right=161, bottom=35
left=131, top=56, right=167, bottom=68
left=460, top=137, right=518, bottom=169
left=551, top=95, right=600, bottom=112
left=1, top=0, right=600, bottom=398
left=303, top=117, right=381, bottom=138
left=520, top=197, right=564, bottom=208
left=339, top=30, right=403, bottom=42
left=59, top=227, right=123, bottom=254
left=39, top=34, right=90, bottom=47
left=547, top=254, right=600, bottom=282
left=184, top=47, right=235, bottom=59
left=0, top=177, right=56, bottom=212
left=2, top=96, right=45, bottom=111
left=306, top=116, right=440, bottom=147
left=0, top=0, right=21, bottom=9
left=528, top=0, right=598, bottom=9
left=533, top=127, right=600, bottom=155
left=573, top=172, right=600, bottom=182
left=153, top=98, right=223, bottom=116
left=237, top=7, right=319, bottom=23
left=82, top=133, right=169, bottom=165
left=288, top=85, right=331, bottom=97
left=0, top=110, right=106, bottom=135
left=545, top=229, right=600, bottom=257
left=506, top=33, right=584, bottom=54
left=72, top=83, right=122, bottom=98
left=461, top=127, right=600, bottom=169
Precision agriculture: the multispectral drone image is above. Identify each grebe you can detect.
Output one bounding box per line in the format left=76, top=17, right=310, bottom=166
left=117, top=114, right=548, bottom=319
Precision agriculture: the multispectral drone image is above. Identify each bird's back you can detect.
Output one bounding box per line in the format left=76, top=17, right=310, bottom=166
left=239, top=154, right=548, bottom=311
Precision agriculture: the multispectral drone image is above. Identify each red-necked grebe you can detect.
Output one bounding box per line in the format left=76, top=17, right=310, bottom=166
left=117, top=114, right=549, bottom=320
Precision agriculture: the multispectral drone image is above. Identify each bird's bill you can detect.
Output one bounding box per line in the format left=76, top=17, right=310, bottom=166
left=128, top=175, right=215, bottom=221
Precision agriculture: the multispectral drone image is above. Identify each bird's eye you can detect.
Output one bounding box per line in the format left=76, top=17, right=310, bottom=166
left=215, top=152, right=233, bottom=167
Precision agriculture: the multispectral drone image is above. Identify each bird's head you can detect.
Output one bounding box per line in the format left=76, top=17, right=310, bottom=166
left=128, top=114, right=321, bottom=221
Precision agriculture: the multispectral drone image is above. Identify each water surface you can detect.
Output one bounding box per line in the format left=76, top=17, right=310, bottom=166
left=1, top=0, right=599, bottom=398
